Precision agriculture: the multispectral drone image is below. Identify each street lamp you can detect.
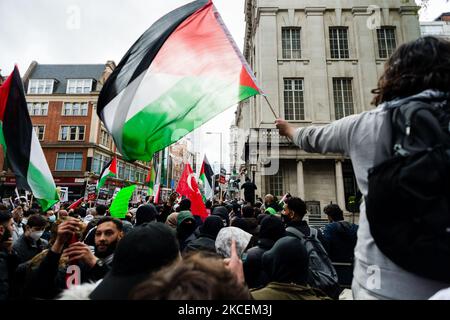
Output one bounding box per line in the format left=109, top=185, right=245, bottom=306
left=206, top=131, right=223, bottom=202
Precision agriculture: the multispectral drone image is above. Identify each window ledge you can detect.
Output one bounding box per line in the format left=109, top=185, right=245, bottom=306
left=326, top=59, right=358, bottom=65
left=376, top=58, right=388, bottom=64
left=278, top=59, right=310, bottom=65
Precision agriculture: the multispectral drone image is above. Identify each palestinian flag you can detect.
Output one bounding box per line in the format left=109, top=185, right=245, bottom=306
left=0, top=67, right=59, bottom=211
left=97, top=0, right=261, bottom=162
left=199, top=155, right=214, bottom=202
left=96, top=157, right=117, bottom=192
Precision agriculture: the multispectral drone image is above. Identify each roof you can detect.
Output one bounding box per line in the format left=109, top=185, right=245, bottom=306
left=27, top=64, right=106, bottom=94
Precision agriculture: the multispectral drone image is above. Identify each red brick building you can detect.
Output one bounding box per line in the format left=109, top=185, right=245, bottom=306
left=0, top=61, right=150, bottom=200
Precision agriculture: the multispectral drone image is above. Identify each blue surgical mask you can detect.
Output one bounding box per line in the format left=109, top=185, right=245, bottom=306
left=48, top=215, right=56, bottom=223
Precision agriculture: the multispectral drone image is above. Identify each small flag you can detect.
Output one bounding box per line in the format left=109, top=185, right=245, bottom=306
left=109, top=185, right=136, bottom=218
left=96, top=157, right=117, bottom=192
left=0, top=67, right=59, bottom=211
left=68, top=197, right=83, bottom=210
left=199, top=155, right=214, bottom=202
left=176, top=163, right=207, bottom=220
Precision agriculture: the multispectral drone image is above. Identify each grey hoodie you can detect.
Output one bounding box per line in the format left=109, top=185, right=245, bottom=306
left=293, top=90, right=449, bottom=300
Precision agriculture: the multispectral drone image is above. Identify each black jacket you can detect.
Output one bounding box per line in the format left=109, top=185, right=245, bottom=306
left=26, top=249, right=112, bottom=299
left=243, top=238, right=275, bottom=289
left=0, top=250, right=19, bottom=300
left=12, top=235, right=48, bottom=264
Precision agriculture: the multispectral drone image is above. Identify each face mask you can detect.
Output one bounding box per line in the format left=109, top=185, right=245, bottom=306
left=48, top=215, right=56, bottom=223
left=30, top=230, right=44, bottom=242
left=281, top=213, right=292, bottom=226
left=21, top=218, right=28, bottom=225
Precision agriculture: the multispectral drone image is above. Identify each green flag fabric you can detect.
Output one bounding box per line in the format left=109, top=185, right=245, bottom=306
left=109, top=185, right=136, bottom=218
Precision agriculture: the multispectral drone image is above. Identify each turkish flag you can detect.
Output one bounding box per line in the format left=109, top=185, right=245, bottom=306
left=176, top=163, right=208, bottom=220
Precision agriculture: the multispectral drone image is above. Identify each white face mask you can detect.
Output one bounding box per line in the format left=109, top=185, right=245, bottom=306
left=48, top=215, right=56, bottom=223
left=30, top=230, right=44, bottom=241
left=21, top=218, right=28, bottom=225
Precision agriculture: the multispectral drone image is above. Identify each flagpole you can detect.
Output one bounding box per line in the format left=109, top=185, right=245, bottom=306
left=263, top=95, right=279, bottom=119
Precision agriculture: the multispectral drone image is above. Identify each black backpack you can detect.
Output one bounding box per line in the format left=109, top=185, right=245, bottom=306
left=366, top=91, right=450, bottom=283
left=286, top=226, right=341, bottom=299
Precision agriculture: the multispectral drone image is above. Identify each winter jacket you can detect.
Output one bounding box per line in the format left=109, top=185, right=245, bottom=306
left=243, top=238, right=274, bottom=289
left=250, top=282, right=331, bottom=300
left=13, top=235, right=48, bottom=264
left=0, top=250, right=19, bottom=300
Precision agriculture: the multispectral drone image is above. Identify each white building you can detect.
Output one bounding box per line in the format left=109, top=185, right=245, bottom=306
left=420, top=12, right=450, bottom=40
left=233, top=0, right=421, bottom=218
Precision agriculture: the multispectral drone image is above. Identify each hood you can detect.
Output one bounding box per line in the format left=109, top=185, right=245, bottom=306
left=215, top=226, right=252, bottom=258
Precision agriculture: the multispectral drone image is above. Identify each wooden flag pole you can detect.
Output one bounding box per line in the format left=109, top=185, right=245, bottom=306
left=263, top=95, right=279, bottom=119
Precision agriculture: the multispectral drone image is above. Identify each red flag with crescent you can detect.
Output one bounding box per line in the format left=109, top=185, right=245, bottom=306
left=176, top=163, right=207, bottom=220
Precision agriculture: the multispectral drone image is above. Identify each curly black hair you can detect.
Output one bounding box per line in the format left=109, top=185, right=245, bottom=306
left=372, top=36, right=450, bottom=106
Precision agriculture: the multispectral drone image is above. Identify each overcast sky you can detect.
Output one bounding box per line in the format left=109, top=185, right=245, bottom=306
left=0, top=0, right=448, bottom=171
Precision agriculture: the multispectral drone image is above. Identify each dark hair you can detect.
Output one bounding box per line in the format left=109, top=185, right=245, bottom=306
left=74, top=207, right=86, bottom=218
left=323, top=204, right=344, bottom=221
left=242, top=205, right=255, bottom=218
left=245, top=177, right=250, bottom=182
left=286, top=197, right=307, bottom=219
left=372, top=36, right=450, bottom=106
left=179, top=198, right=191, bottom=211
left=130, top=252, right=250, bottom=300
left=96, top=205, right=107, bottom=216
left=97, top=216, right=123, bottom=231
left=26, top=214, right=48, bottom=229
left=0, top=210, right=12, bottom=225
left=205, top=200, right=212, bottom=209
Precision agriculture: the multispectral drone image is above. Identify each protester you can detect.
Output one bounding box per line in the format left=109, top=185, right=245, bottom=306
left=26, top=216, right=123, bottom=299
left=215, top=226, right=252, bottom=259
left=276, top=36, right=450, bottom=299
left=322, top=204, right=358, bottom=287
left=135, top=204, right=158, bottom=226
left=211, top=206, right=230, bottom=227
left=85, top=223, right=180, bottom=300
left=176, top=210, right=197, bottom=251
left=244, top=215, right=285, bottom=289
left=250, top=237, right=330, bottom=300
left=13, top=214, right=49, bottom=264
left=240, top=177, right=257, bottom=205
left=0, top=211, right=18, bottom=300
left=11, top=207, right=24, bottom=244
left=185, top=215, right=223, bottom=253
left=165, top=212, right=179, bottom=229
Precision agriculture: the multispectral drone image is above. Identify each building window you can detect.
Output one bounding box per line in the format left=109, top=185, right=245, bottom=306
left=282, top=27, right=301, bottom=59
left=100, top=129, right=110, bottom=147
left=92, top=153, right=111, bottom=174
left=283, top=79, right=304, bottom=120
left=66, top=79, right=93, bottom=94
left=329, top=27, right=349, bottom=59
left=333, top=78, right=354, bottom=120
left=117, top=161, right=124, bottom=179
left=28, top=79, right=54, bottom=94
left=267, top=169, right=283, bottom=197
left=124, top=164, right=131, bottom=181
left=62, top=102, right=88, bottom=116
left=377, top=27, right=397, bottom=59
left=56, top=152, right=83, bottom=171
left=27, top=102, right=48, bottom=116
left=59, top=126, right=85, bottom=141
left=33, top=125, right=45, bottom=141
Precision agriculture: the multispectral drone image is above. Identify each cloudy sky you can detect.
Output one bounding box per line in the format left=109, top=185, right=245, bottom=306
left=0, top=0, right=448, bottom=171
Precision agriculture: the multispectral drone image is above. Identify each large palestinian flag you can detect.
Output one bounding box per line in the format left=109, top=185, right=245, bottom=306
left=199, top=155, right=214, bottom=202
left=97, top=0, right=261, bottom=161
left=0, top=67, right=59, bottom=211
left=96, top=157, right=117, bottom=192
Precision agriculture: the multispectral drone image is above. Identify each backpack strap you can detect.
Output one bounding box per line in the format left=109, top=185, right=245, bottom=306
left=286, top=226, right=306, bottom=240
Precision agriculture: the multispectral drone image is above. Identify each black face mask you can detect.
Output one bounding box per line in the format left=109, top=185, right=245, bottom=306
left=95, top=240, right=118, bottom=259
left=281, top=213, right=292, bottom=226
